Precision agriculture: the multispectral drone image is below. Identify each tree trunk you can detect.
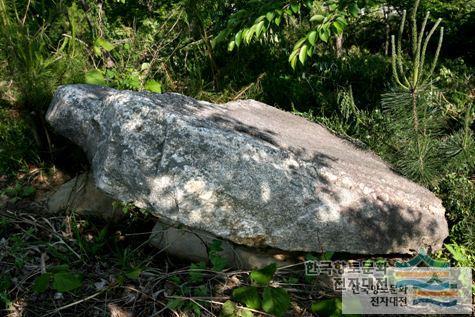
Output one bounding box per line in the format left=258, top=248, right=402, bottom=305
left=335, top=33, right=343, bottom=57
left=384, top=6, right=390, bottom=56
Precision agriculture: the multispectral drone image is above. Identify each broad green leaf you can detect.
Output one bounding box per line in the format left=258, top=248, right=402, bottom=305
left=290, top=3, right=300, bottom=14
left=32, top=274, right=50, bottom=293
left=250, top=263, right=276, bottom=286
left=85, top=70, right=106, bottom=86
left=255, top=15, right=266, bottom=23
left=266, top=12, right=275, bottom=22
left=307, top=45, right=314, bottom=57
left=245, top=26, right=255, bottom=44
left=232, top=286, right=261, bottom=309
left=255, top=21, right=265, bottom=39
left=288, top=49, right=299, bottom=63
left=144, top=80, right=162, bottom=93
left=311, top=298, right=342, bottom=317
left=241, top=28, right=249, bottom=43
left=274, top=15, right=282, bottom=26
left=299, top=45, right=308, bottom=64
left=212, top=30, right=228, bottom=47
left=235, top=30, right=243, bottom=47
left=52, top=272, right=83, bottom=292
left=310, top=14, right=325, bottom=22
left=349, top=3, right=359, bottom=17
left=336, top=16, right=348, bottom=27
left=290, top=54, right=298, bottom=69
left=308, top=31, right=317, bottom=46
left=262, top=287, right=291, bottom=317
left=332, top=21, right=344, bottom=34
left=319, top=28, right=329, bottom=42
left=96, top=38, right=114, bottom=51
left=228, top=40, right=236, bottom=52
left=293, top=38, right=306, bottom=50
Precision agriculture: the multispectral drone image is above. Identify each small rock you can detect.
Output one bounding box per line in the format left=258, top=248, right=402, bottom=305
left=46, top=172, right=122, bottom=221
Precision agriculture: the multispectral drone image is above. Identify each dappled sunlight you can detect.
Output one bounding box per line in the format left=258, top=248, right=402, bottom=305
left=45, top=84, right=448, bottom=256
left=1, top=0, right=471, bottom=315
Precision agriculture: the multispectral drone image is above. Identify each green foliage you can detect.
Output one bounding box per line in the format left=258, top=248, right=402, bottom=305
left=189, top=261, right=206, bottom=283
left=1, top=181, right=36, bottom=202
left=381, top=0, right=447, bottom=186
left=0, top=108, right=36, bottom=175
left=221, top=300, right=254, bottom=317
left=52, top=272, right=83, bottom=292
left=0, top=1, right=473, bottom=313
left=32, top=274, right=50, bottom=293
left=261, top=287, right=290, bottom=317
left=32, top=267, right=83, bottom=294
left=233, top=286, right=261, bottom=310
left=85, top=69, right=107, bottom=86
left=209, top=239, right=229, bottom=271
left=419, top=0, right=475, bottom=62
left=232, top=263, right=290, bottom=316
left=442, top=103, right=475, bottom=173
left=0, top=0, right=85, bottom=111
left=218, top=0, right=361, bottom=68
left=144, top=80, right=162, bottom=93
left=436, top=173, right=475, bottom=246
left=311, top=298, right=342, bottom=316
left=445, top=243, right=475, bottom=268
left=250, top=263, right=277, bottom=286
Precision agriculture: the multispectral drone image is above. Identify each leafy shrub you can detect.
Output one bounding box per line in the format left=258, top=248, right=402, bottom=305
left=436, top=174, right=475, bottom=246
left=232, top=263, right=291, bottom=317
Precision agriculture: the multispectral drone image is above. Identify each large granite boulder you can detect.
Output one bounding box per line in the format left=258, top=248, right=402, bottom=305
left=46, top=84, right=448, bottom=254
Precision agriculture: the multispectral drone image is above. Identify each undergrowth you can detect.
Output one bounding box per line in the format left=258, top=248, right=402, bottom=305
left=0, top=184, right=342, bottom=316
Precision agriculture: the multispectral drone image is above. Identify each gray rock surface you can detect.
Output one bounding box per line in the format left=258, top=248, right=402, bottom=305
left=46, top=84, right=448, bottom=254
left=47, top=172, right=122, bottom=221
left=150, top=222, right=293, bottom=269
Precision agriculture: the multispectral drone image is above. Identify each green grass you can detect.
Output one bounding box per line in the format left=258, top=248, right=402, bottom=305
left=0, top=107, right=37, bottom=176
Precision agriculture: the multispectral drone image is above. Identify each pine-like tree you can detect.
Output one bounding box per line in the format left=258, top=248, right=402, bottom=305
left=382, top=0, right=445, bottom=185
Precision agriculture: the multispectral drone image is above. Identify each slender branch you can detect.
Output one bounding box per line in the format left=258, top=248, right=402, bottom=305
left=427, top=27, right=444, bottom=81
left=411, top=0, right=423, bottom=88
left=411, top=0, right=421, bottom=57
left=418, top=18, right=442, bottom=85
left=416, top=11, right=430, bottom=81
left=397, top=10, right=409, bottom=86
left=391, top=35, right=408, bottom=89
